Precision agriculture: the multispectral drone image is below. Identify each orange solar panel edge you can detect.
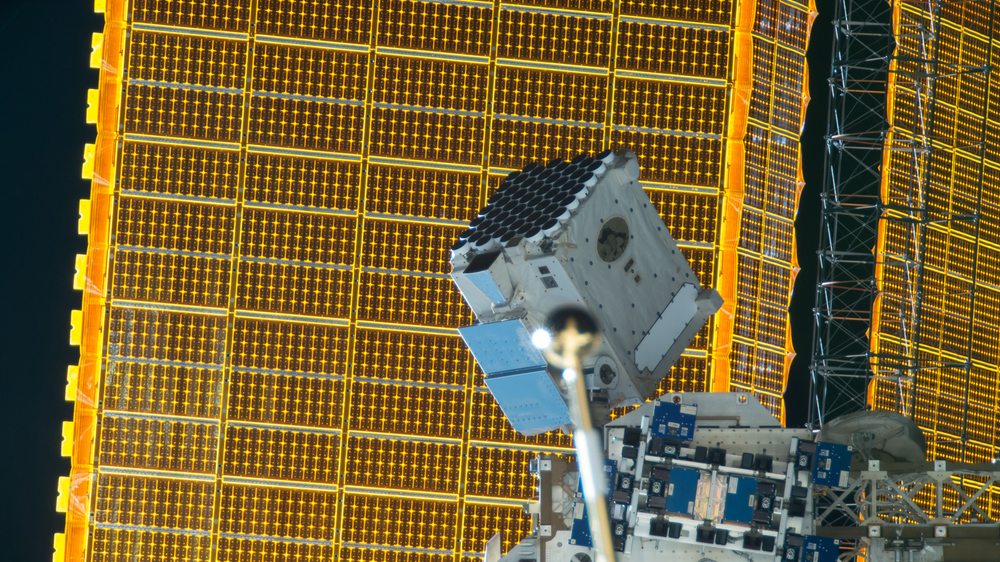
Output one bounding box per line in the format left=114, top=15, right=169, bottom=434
left=62, top=1, right=129, bottom=561
left=712, top=0, right=756, bottom=393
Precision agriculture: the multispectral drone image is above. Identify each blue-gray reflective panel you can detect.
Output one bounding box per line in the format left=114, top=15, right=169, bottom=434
left=466, top=269, right=507, bottom=305
left=485, top=369, right=570, bottom=434
left=458, top=319, right=546, bottom=376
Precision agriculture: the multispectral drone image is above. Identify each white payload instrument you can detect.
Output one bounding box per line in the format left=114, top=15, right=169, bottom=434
left=449, top=149, right=723, bottom=435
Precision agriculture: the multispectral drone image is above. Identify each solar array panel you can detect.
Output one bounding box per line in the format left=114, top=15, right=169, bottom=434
left=61, top=0, right=811, bottom=560
left=872, top=0, right=1000, bottom=514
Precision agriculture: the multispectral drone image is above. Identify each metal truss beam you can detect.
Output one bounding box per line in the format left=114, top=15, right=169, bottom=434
left=808, top=0, right=993, bottom=429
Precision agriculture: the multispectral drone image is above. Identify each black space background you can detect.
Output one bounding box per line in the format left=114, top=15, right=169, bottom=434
left=1, top=1, right=832, bottom=560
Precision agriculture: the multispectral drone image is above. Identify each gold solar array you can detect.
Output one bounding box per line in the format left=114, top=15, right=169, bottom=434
left=872, top=1, right=1000, bottom=515
left=718, top=0, right=813, bottom=420
left=61, top=0, right=811, bottom=560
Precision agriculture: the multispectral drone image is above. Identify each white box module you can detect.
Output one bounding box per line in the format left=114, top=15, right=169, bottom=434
left=451, top=149, right=722, bottom=434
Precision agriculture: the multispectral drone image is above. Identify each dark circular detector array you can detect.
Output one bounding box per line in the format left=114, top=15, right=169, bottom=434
left=452, top=150, right=617, bottom=256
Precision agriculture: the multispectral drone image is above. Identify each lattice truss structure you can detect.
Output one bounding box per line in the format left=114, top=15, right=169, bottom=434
left=816, top=464, right=1000, bottom=530
left=58, top=1, right=812, bottom=561
left=810, top=0, right=896, bottom=425
left=814, top=0, right=1000, bottom=522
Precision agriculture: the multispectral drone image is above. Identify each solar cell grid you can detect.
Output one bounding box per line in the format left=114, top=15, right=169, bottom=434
left=736, top=253, right=761, bottom=297
left=616, top=22, right=730, bottom=77
left=231, top=319, right=350, bottom=375
left=770, top=85, right=803, bottom=135
left=375, top=56, right=489, bottom=113
left=752, top=37, right=774, bottom=85
left=490, top=119, right=605, bottom=169
left=99, top=416, right=219, bottom=473
left=614, top=79, right=726, bottom=135
left=112, top=249, right=232, bottom=307
left=495, top=67, right=607, bottom=124
left=689, top=321, right=712, bottom=351
left=132, top=0, right=252, bottom=32
left=120, top=142, right=241, bottom=200
left=219, top=538, right=333, bottom=562
left=762, top=217, right=794, bottom=262
left=753, top=387, right=782, bottom=418
left=248, top=95, right=366, bottom=153
left=349, top=381, right=467, bottom=439
left=93, top=528, right=212, bottom=562
left=653, top=356, right=709, bottom=393
left=466, top=447, right=563, bottom=500
left=352, top=329, right=470, bottom=386
left=130, top=31, right=247, bottom=89
left=356, top=271, right=470, bottom=327
left=620, top=0, right=732, bottom=24
left=749, top=86, right=771, bottom=124
left=220, top=484, right=337, bottom=540
left=116, top=197, right=236, bottom=254
left=340, top=547, right=449, bottom=562
left=236, top=261, right=354, bottom=317
left=611, top=130, right=722, bottom=185
left=761, top=174, right=799, bottom=218
left=989, top=50, right=1000, bottom=114
left=943, top=112, right=982, bottom=158
left=340, top=495, right=458, bottom=550
left=241, top=209, right=356, bottom=265
left=497, top=10, right=612, bottom=67
left=223, top=425, right=341, bottom=482
left=739, top=209, right=763, bottom=253
left=345, top=436, right=462, bottom=493
left=753, top=0, right=778, bottom=38
left=103, top=362, right=224, bottom=418
left=961, top=69, right=990, bottom=117
left=107, top=308, right=227, bottom=364
left=126, top=84, right=244, bottom=141
left=766, top=130, right=798, bottom=179
left=967, top=405, right=996, bottom=446
left=734, top=297, right=758, bottom=339
left=774, top=43, right=805, bottom=92
left=729, top=342, right=754, bottom=386
left=377, top=0, right=493, bottom=56
left=744, top=124, right=769, bottom=170
left=946, top=234, right=977, bottom=280
left=253, top=44, right=368, bottom=101
left=774, top=1, right=809, bottom=51
left=461, top=504, right=532, bottom=554
left=759, top=263, right=790, bottom=306
left=986, top=125, right=1000, bottom=165
left=365, top=166, right=480, bottom=222
left=227, top=372, right=345, bottom=427
left=934, top=104, right=960, bottom=146
left=244, top=154, right=361, bottom=211
left=645, top=190, right=719, bottom=244
left=743, top=164, right=766, bottom=208
left=370, top=107, right=485, bottom=164
left=94, top=475, right=215, bottom=530
left=682, top=247, right=716, bottom=289
left=507, top=0, right=613, bottom=12
left=958, top=0, right=996, bottom=37
left=257, top=0, right=371, bottom=43
left=757, top=303, right=786, bottom=347
left=361, top=220, right=464, bottom=275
